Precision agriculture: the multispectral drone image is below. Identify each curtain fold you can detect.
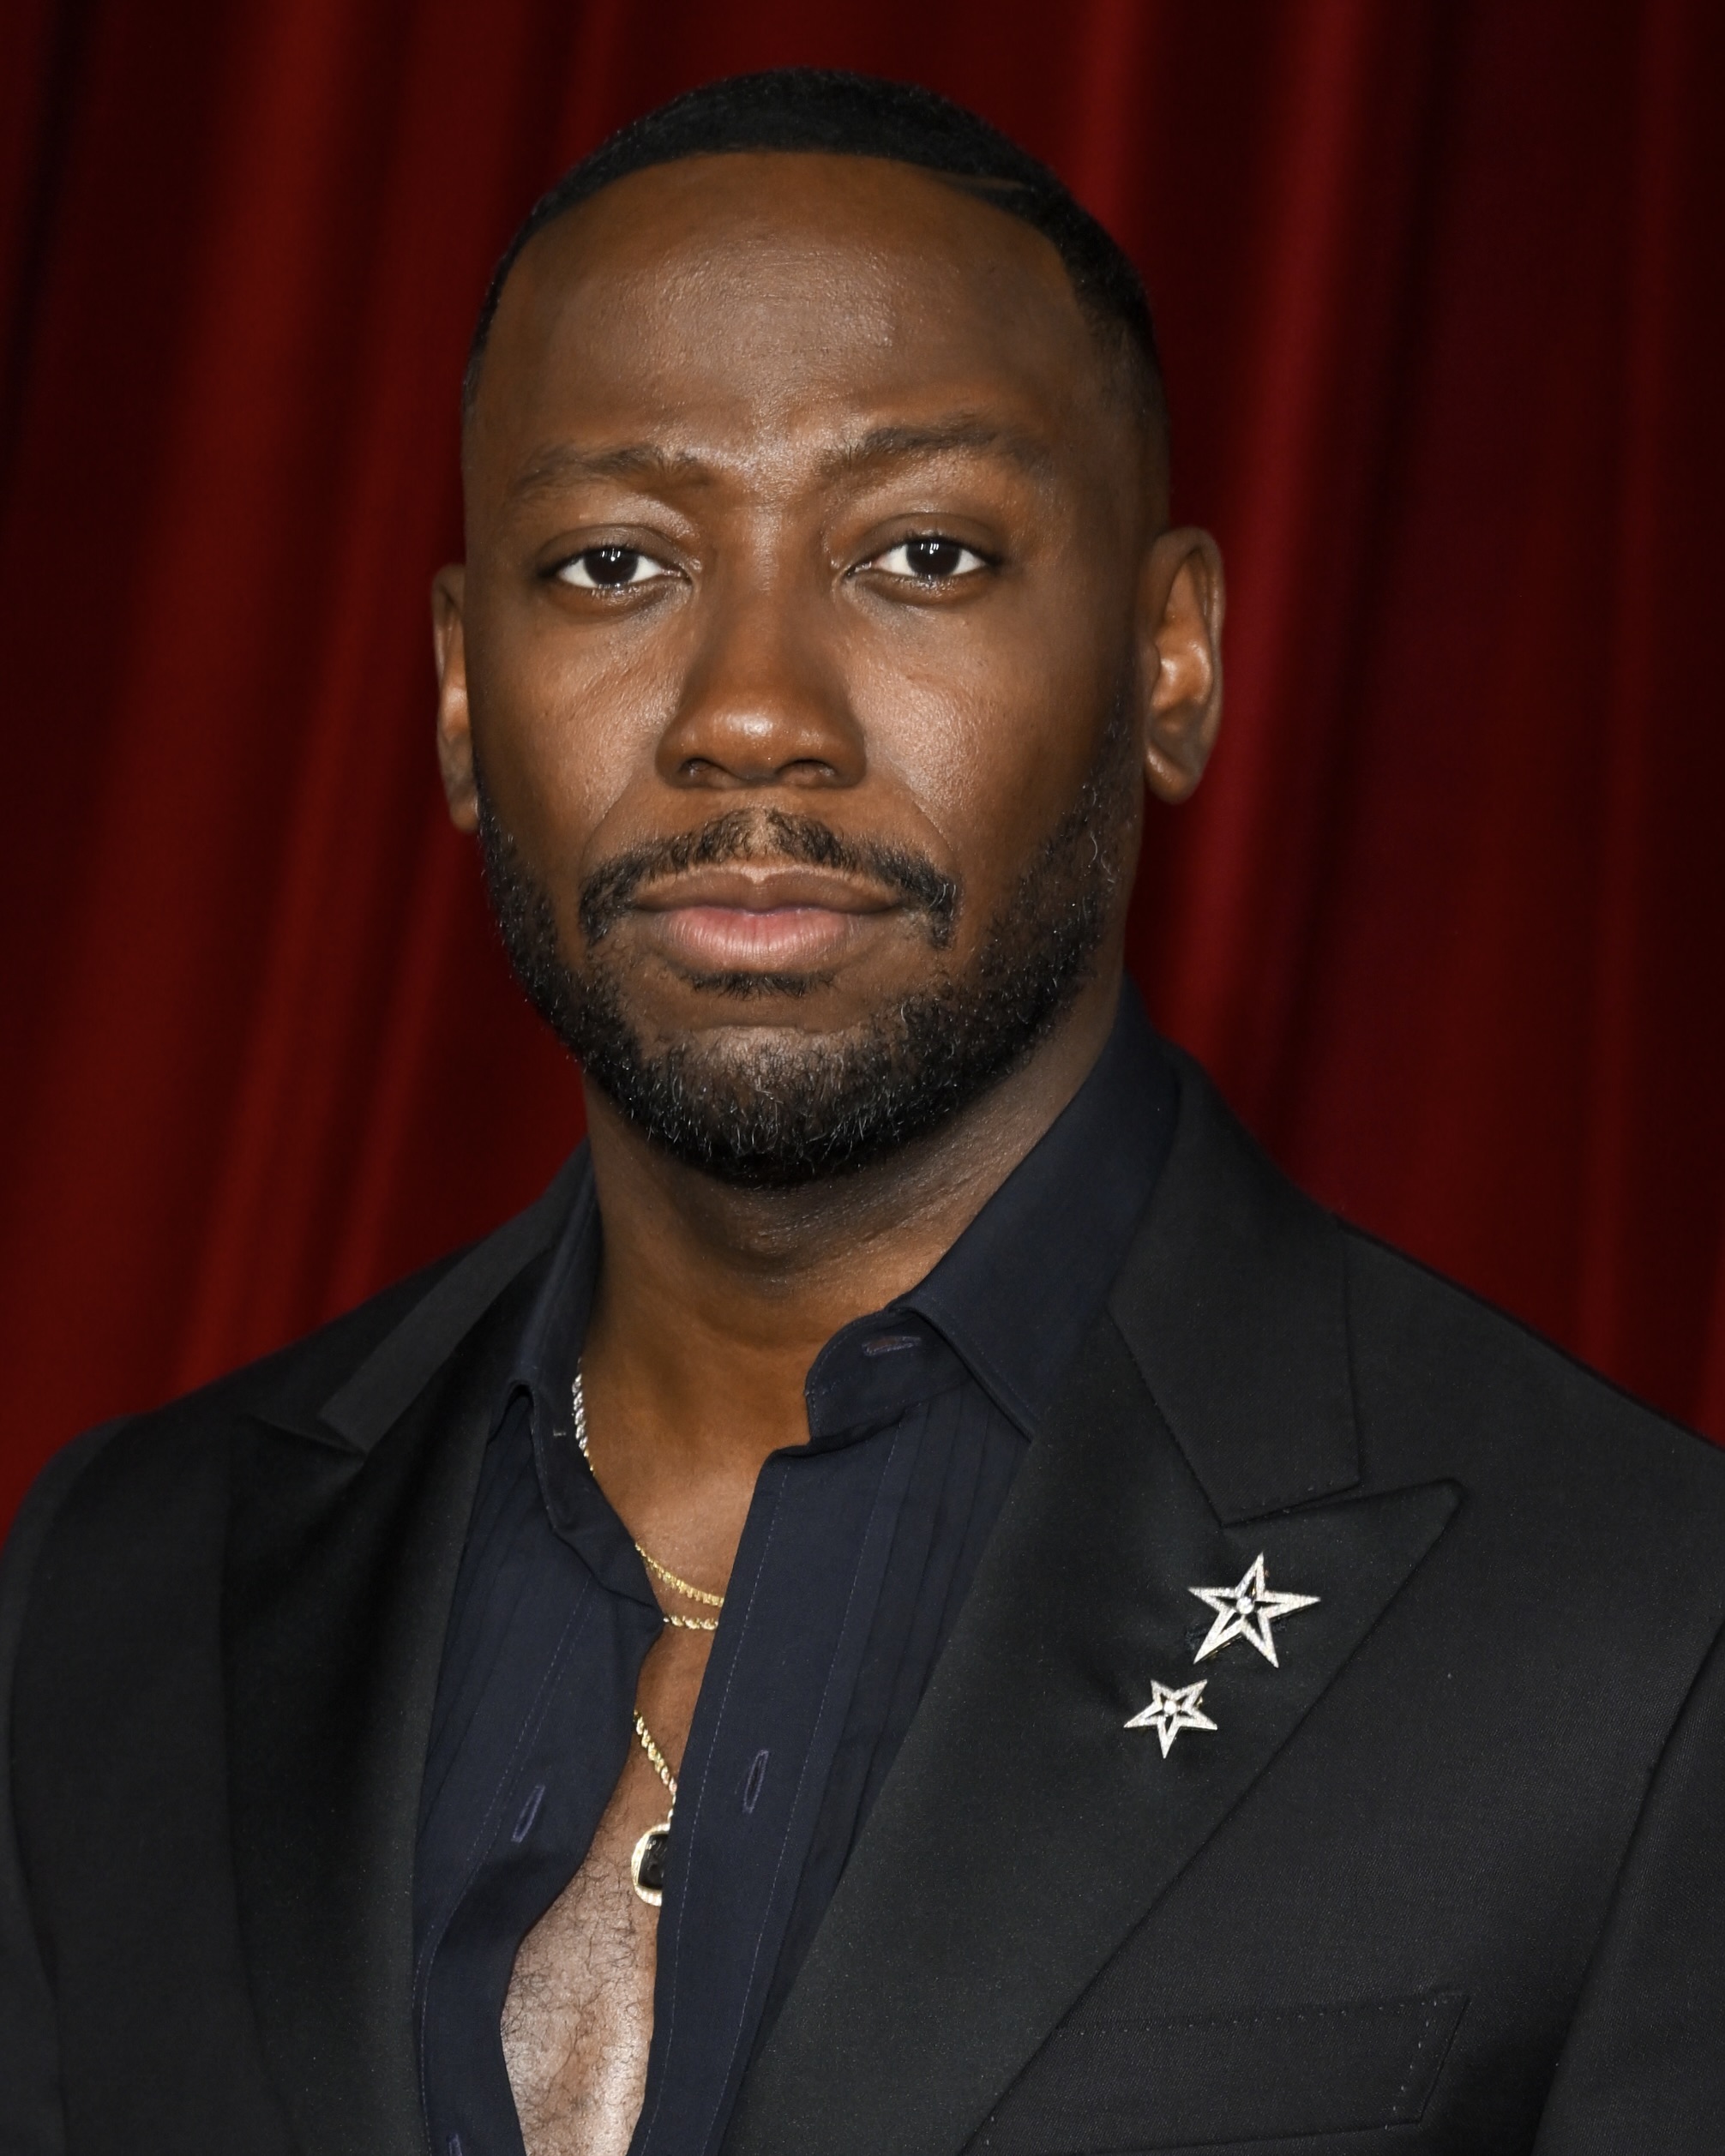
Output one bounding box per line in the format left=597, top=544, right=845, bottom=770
left=3, top=0, right=1722, bottom=1526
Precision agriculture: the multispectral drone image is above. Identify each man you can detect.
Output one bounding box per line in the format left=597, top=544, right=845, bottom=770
left=3, top=65, right=1723, bottom=2156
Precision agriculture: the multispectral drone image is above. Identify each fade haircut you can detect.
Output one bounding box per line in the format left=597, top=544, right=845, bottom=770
left=462, top=67, right=1167, bottom=447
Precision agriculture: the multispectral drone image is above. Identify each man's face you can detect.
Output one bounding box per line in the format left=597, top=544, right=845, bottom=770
left=437, top=152, right=1218, bottom=1181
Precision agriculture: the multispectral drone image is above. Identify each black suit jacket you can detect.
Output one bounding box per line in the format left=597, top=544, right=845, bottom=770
left=5, top=1051, right=1725, bottom=2154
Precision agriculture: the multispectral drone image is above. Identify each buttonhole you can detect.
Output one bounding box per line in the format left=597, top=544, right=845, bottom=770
left=448, top=2137, right=465, bottom=2156
left=511, top=1784, right=546, bottom=1843
left=861, top=1333, right=923, bottom=1358
left=743, top=1749, right=770, bottom=1814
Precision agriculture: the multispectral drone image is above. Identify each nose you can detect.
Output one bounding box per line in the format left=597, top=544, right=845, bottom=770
left=655, top=564, right=863, bottom=792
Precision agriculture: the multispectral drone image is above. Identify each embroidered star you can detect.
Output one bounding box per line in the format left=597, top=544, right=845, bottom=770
left=1125, top=1679, right=1218, bottom=1757
left=1191, top=1553, right=1319, bottom=1667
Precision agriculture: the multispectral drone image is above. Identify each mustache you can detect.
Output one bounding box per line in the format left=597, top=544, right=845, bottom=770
left=578, top=808, right=960, bottom=948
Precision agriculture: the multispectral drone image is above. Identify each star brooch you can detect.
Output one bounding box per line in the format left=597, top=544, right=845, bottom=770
left=1190, top=1553, right=1319, bottom=1667
left=1125, top=1679, right=1218, bottom=1757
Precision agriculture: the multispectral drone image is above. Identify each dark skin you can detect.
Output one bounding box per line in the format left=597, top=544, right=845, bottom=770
left=433, top=150, right=1223, bottom=2154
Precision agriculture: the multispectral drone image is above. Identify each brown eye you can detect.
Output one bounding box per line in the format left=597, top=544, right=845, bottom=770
left=556, top=546, right=664, bottom=590
left=873, top=537, right=989, bottom=581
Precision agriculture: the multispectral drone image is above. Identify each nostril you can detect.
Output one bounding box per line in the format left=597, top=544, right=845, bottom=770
left=672, top=754, right=841, bottom=790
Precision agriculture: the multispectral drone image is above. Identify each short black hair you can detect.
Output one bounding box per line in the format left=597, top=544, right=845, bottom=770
left=462, top=68, right=1165, bottom=440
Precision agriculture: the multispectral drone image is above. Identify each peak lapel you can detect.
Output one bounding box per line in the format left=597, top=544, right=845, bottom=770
left=727, top=1061, right=1458, bottom=2156
left=243, top=1152, right=583, bottom=1456
left=225, top=1202, right=568, bottom=2156
left=1108, top=1045, right=1359, bottom=1520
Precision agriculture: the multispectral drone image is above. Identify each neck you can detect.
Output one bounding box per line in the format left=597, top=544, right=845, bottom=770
left=578, top=964, right=1122, bottom=1484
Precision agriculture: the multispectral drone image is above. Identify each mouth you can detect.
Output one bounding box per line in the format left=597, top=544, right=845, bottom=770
left=630, top=865, right=902, bottom=975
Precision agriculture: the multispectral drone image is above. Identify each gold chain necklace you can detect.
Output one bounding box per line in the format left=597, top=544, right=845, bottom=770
left=635, top=1542, right=725, bottom=1612
left=629, top=1711, right=676, bottom=1907
left=571, top=1366, right=726, bottom=1631
left=572, top=1365, right=719, bottom=1908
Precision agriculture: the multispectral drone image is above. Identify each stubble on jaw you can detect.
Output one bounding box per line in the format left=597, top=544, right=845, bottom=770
left=475, top=682, right=1141, bottom=1189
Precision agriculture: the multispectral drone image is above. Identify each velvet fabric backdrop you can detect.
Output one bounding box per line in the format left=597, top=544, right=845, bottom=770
left=3, top=0, right=1723, bottom=1530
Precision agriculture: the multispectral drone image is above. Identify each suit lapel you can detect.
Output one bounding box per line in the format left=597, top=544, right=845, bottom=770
left=223, top=1168, right=580, bottom=2156
left=728, top=1060, right=1459, bottom=2156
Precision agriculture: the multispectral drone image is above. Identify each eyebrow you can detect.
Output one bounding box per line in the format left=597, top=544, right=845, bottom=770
left=504, top=441, right=708, bottom=505
left=504, top=415, right=1056, bottom=507
left=820, top=417, right=1056, bottom=483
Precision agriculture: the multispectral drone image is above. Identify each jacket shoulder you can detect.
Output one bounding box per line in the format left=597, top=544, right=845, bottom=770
left=1341, top=1221, right=1725, bottom=1526
left=1, top=1245, right=473, bottom=1605
left=5, top=1142, right=586, bottom=1583
left=21, top=1241, right=466, bottom=1514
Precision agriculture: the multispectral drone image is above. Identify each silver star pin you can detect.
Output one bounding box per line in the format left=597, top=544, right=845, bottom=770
left=1125, top=1679, right=1219, bottom=1757
left=1191, top=1553, right=1319, bottom=1667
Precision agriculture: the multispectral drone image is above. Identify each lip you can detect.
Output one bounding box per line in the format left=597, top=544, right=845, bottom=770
left=632, top=866, right=899, bottom=973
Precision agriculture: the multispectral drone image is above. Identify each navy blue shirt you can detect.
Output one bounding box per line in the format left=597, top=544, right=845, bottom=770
left=413, top=991, right=1177, bottom=2156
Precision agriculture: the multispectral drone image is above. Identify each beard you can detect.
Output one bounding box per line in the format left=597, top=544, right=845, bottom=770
left=477, top=700, right=1139, bottom=1188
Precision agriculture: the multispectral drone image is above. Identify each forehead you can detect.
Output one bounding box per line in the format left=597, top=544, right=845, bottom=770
left=466, top=153, right=1121, bottom=484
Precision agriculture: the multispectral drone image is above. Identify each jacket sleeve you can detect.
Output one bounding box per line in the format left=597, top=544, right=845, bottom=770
left=1533, top=1608, right=1725, bottom=2150
left=0, top=1426, right=125, bottom=2156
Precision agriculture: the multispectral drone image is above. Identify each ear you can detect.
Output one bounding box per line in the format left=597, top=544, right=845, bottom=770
left=432, top=565, right=478, bottom=833
left=1137, top=528, right=1224, bottom=804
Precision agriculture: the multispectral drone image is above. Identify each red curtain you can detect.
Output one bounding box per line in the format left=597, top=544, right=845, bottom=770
left=4, top=0, right=1723, bottom=1531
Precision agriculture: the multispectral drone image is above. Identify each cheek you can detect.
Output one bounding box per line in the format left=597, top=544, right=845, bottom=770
left=845, top=613, right=1119, bottom=905
left=465, top=587, right=681, bottom=870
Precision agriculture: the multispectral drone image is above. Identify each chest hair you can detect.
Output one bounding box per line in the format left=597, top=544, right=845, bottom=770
left=502, top=1745, right=666, bottom=2156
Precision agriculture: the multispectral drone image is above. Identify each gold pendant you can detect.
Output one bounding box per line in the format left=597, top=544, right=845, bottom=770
left=631, top=1821, right=670, bottom=1907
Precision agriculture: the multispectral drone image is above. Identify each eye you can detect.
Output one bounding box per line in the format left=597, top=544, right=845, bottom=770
left=556, top=545, right=671, bottom=590
left=869, top=536, right=990, bottom=582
